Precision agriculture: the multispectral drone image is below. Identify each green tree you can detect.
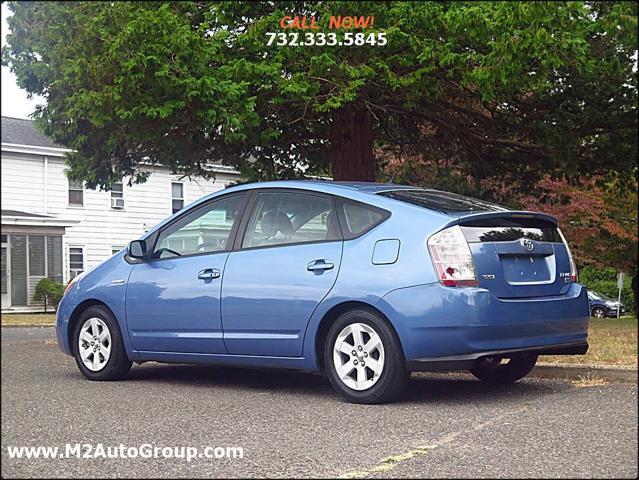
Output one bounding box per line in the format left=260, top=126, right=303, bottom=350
left=33, top=278, right=65, bottom=312
left=2, top=1, right=636, bottom=187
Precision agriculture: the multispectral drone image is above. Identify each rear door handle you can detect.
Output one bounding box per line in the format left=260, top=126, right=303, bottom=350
left=198, top=268, right=221, bottom=280
left=307, top=260, right=334, bottom=272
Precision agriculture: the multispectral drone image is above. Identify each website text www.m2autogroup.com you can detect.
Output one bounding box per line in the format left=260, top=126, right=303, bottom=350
left=4, top=443, right=244, bottom=462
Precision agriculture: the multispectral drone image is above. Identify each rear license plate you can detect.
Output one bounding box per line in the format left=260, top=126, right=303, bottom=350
left=500, top=255, right=551, bottom=283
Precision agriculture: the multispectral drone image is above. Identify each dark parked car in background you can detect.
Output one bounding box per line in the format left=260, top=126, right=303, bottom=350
left=587, top=290, right=625, bottom=318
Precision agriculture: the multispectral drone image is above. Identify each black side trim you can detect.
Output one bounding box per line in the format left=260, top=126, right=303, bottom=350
left=232, top=189, right=258, bottom=251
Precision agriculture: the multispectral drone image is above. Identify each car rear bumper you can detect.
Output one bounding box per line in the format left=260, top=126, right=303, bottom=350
left=407, top=341, right=588, bottom=371
left=376, top=282, right=590, bottom=366
left=606, top=307, right=625, bottom=317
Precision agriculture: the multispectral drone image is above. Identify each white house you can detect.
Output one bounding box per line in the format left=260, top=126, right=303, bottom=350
left=1, top=116, right=240, bottom=311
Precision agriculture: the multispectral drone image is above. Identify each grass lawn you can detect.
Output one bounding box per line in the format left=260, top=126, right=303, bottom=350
left=2, top=313, right=636, bottom=366
left=1, top=313, right=56, bottom=327
left=543, top=316, right=637, bottom=366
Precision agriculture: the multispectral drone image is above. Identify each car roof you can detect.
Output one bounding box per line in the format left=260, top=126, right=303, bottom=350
left=222, top=180, right=508, bottom=214
left=141, top=180, right=429, bottom=239
left=142, top=179, right=557, bottom=240
left=224, top=180, right=415, bottom=194
left=322, top=181, right=419, bottom=193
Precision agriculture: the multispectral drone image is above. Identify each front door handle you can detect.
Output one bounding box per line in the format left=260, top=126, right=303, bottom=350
left=307, top=260, right=334, bottom=272
left=198, top=268, right=221, bottom=280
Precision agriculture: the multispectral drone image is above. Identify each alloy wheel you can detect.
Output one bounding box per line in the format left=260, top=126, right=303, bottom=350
left=332, top=322, right=385, bottom=391
left=78, top=317, right=111, bottom=372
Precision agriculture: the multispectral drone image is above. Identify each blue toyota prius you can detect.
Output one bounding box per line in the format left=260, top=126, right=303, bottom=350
left=57, top=181, right=589, bottom=403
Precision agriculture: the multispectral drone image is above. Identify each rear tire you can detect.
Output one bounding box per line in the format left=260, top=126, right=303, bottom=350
left=324, top=309, right=408, bottom=404
left=470, top=354, right=538, bottom=384
left=73, top=305, right=132, bottom=381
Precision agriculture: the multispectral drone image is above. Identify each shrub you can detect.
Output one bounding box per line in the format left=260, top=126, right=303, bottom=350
left=33, top=278, right=65, bottom=312
left=579, top=266, right=636, bottom=315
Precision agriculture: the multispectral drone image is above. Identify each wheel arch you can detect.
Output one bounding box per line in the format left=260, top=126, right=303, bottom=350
left=67, top=299, right=118, bottom=353
left=314, top=300, right=405, bottom=373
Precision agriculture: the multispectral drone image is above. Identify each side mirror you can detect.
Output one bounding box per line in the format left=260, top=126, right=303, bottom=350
left=128, top=240, right=147, bottom=259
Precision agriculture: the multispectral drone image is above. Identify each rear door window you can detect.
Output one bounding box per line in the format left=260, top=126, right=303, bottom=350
left=242, top=191, right=340, bottom=248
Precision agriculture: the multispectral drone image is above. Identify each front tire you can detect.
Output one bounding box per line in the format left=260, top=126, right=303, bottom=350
left=470, top=354, right=538, bottom=384
left=324, top=309, right=408, bottom=404
left=592, top=307, right=606, bottom=318
left=73, top=305, right=132, bottom=381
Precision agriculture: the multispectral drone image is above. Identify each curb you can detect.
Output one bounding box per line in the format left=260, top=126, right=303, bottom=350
left=1, top=324, right=56, bottom=328
left=531, top=362, right=637, bottom=384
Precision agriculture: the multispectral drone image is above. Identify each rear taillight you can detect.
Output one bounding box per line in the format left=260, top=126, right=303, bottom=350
left=427, top=225, right=478, bottom=287
left=558, top=228, right=578, bottom=282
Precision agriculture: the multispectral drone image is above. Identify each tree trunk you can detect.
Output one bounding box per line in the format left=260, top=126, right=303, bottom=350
left=632, top=273, right=638, bottom=319
left=330, top=103, right=375, bottom=181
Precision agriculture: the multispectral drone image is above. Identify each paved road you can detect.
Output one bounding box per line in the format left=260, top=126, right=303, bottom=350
left=2, top=327, right=637, bottom=478
left=1, top=325, right=56, bottom=342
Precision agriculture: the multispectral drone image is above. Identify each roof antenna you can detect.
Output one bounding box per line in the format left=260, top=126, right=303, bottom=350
left=388, top=166, right=401, bottom=184
left=388, top=149, right=406, bottom=184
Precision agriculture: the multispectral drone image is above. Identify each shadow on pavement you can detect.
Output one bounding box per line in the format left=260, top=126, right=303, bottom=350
left=85, top=362, right=569, bottom=403
left=403, top=372, right=566, bottom=403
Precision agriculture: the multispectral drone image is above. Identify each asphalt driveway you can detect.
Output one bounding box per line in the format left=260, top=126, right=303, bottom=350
left=1, top=327, right=637, bottom=478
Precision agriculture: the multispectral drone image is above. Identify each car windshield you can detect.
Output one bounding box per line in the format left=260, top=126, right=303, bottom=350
left=378, top=189, right=506, bottom=214
left=590, top=291, right=613, bottom=301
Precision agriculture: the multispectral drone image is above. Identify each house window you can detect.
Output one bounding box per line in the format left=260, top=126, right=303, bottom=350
left=111, top=182, right=124, bottom=209
left=172, top=182, right=184, bottom=214
left=1, top=236, right=7, bottom=295
left=111, top=246, right=124, bottom=255
left=28, top=236, right=46, bottom=276
left=68, top=180, right=84, bottom=206
left=4, top=235, right=63, bottom=307
left=69, top=247, right=84, bottom=279
left=47, top=236, right=63, bottom=283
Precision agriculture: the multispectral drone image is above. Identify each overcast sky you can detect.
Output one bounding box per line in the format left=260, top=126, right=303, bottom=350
left=1, top=2, right=45, bottom=119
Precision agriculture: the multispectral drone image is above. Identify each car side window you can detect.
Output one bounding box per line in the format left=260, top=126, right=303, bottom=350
left=242, top=192, right=339, bottom=248
left=153, top=194, right=245, bottom=258
left=340, top=201, right=388, bottom=239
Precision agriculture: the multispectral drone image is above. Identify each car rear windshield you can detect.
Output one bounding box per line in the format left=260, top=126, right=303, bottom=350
left=459, top=217, right=562, bottom=243
left=378, top=189, right=505, bottom=214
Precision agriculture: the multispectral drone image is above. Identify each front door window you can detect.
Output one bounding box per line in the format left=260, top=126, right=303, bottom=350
left=153, top=195, right=245, bottom=259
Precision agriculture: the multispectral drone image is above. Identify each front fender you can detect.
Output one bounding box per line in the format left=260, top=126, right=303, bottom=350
left=56, top=253, right=137, bottom=360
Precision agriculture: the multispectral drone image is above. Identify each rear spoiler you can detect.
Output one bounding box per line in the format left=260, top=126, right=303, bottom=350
left=445, top=211, right=559, bottom=228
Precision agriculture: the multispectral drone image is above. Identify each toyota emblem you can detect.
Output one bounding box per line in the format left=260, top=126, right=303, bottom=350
left=520, top=238, right=534, bottom=252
